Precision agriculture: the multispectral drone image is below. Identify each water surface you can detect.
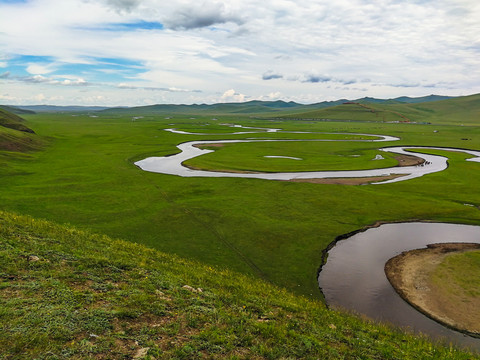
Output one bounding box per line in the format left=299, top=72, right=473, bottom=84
left=318, top=222, right=480, bottom=351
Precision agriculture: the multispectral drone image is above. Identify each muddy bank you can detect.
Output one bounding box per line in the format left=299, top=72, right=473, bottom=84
left=194, top=143, right=226, bottom=148
left=395, top=154, right=425, bottom=167
left=289, top=174, right=405, bottom=185
left=385, top=243, right=480, bottom=337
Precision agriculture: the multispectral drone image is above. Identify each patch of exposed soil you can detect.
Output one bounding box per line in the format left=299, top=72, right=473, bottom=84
left=289, top=174, right=405, bottom=185
left=184, top=163, right=261, bottom=174
left=194, top=143, right=226, bottom=148
left=395, top=154, right=425, bottom=167
left=385, top=243, right=480, bottom=337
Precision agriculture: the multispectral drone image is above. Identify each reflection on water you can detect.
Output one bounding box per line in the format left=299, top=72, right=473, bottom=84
left=318, top=222, right=480, bottom=351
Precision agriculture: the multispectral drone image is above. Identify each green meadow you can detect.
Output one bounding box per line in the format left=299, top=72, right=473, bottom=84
left=1, top=96, right=480, bottom=357
left=186, top=137, right=401, bottom=173
left=2, top=211, right=475, bottom=359
left=1, top=110, right=480, bottom=296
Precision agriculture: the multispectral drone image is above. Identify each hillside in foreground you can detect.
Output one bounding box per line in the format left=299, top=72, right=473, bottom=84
left=0, top=211, right=477, bottom=359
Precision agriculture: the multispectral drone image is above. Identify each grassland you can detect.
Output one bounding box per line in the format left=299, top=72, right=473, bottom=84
left=432, top=250, right=480, bottom=298
left=0, top=97, right=480, bottom=356
left=1, top=111, right=480, bottom=299
left=386, top=244, right=480, bottom=338
left=0, top=108, right=35, bottom=134
left=187, top=138, right=401, bottom=173
left=1, top=210, right=476, bottom=359
left=430, top=248, right=480, bottom=333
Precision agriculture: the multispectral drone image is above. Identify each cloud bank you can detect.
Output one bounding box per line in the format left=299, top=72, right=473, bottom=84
left=0, top=0, right=479, bottom=105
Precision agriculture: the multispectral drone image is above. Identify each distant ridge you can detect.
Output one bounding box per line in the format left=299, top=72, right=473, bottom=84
left=5, top=94, right=467, bottom=116
left=105, top=99, right=334, bottom=114
left=98, top=94, right=460, bottom=115
left=391, top=95, right=452, bottom=103
left=0, top=105, right=36, bottom=115
left=13, top=105, right=111, bottom=113
left=278, top=93, right=480, bottom=125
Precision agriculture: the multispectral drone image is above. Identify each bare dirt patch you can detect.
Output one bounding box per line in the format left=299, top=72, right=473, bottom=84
left=194, top=143, right=226, bottom=148
left=395, top=154, right=425, bottom=167
left=184, top=163, right=261, bottom=174
left=385, top=243, right=480, bottom=337
left=289, top=174, right=405, bottom=185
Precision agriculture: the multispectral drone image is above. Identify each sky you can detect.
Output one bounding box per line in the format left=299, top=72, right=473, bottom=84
left=0, top=0, right=479, bottom=106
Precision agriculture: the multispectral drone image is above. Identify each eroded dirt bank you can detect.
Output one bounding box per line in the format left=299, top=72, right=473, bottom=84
left=385, top=243, right=480, bottom=337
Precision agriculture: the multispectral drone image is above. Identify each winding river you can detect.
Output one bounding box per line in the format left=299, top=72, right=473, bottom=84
left=135, top=126, right=480, bottom=184
left=136, top=125, right=480, bottom=349
left=318, top=222, right=480, bottom=351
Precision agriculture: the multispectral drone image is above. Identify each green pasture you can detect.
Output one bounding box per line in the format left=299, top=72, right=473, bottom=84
left=2, top=211, right=475, bottom=359
left=187, top=140, right=399, bottom=173
left=432, top=250, right=480, bottom=297
left=1, top=112, right=480, bottom=299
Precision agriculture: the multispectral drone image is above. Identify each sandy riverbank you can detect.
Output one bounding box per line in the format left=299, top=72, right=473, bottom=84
left=385, top=243, right=480, bottom=337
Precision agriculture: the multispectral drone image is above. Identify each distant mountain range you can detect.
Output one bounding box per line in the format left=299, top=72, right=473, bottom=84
left=3, top=94, right=453, bottom=115
left=100, top=95, right=454, bottom=115
left=1, top=105, right=111, bottom=113
left=0, top=105, right=36, bottom=115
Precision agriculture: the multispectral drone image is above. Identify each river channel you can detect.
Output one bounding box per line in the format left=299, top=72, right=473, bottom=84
left=318, top=222, right=480, bottom=351
left=135, top=139, right=480, bottom=184
left=136, top=126, right=480, bottom=184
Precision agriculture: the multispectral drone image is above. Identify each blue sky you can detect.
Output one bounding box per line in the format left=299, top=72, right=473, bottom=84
left=1, top=0, right=479, bottom=106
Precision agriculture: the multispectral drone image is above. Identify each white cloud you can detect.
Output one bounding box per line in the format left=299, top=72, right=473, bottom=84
left=220, top=89, right=246, bottom=102
left=0, top=0, right=479, bottom=105
left=261, top=92, right=282, bottom=101
left=0, top=93, right=17, bottom=101
left=26, top=63, right=56, bottom=75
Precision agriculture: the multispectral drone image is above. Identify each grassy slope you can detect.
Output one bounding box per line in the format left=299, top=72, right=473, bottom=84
left=0, top=210, right=476, bottom=359
left=0, top=108, right=35, bottom=133
left=279, top=93, right=480, bottom=125
left=0, top=125, right=39, bottom=152
left=0, top=109, right=42, bottom=156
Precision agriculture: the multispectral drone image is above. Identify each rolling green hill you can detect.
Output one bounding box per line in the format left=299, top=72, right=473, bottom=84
left=100, top=100, right=309, bottom=116
left=0, top=210, right=476, bottom=359
left=278, top=93, right=480, bottom=125
left=0, top=109, right=41, bottom=152
left=0, top=108, right=35, bottom=133
left=98, top=94, right=463, bottom=117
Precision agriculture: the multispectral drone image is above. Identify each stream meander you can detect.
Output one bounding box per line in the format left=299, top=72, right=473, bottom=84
left=318, top=222, right=480, bottom=351
left=136, top=125, right=480, bottom=350
left=135, top=134, right=480, bottom=184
